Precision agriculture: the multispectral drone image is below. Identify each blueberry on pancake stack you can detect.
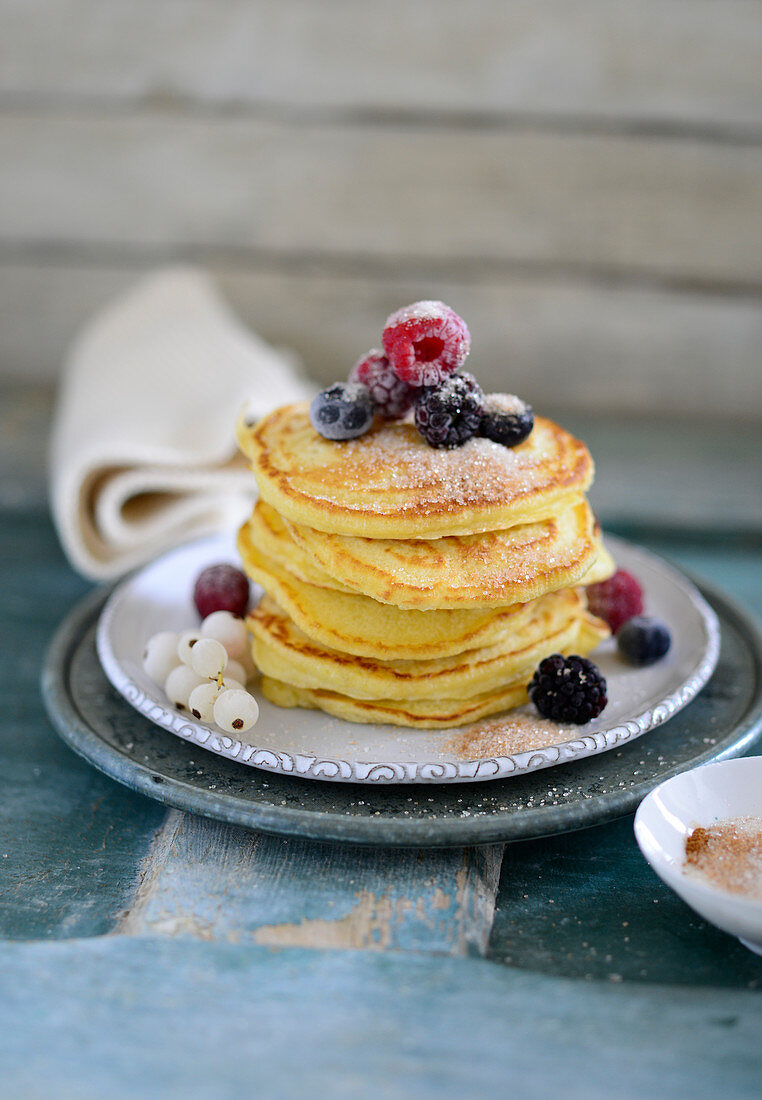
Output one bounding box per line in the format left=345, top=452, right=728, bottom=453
left=236, top=302, right=613, bottom=728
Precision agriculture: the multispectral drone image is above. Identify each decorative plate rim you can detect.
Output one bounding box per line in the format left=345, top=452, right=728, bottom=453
left=94, top=535, right=721, bottom=785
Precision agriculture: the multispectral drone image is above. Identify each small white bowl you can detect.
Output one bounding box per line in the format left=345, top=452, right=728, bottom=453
left=634, top=756, right=762, bottom=955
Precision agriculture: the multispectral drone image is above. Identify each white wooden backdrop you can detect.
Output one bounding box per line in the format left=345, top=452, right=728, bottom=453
left=2, top=0, right=761, bottom=419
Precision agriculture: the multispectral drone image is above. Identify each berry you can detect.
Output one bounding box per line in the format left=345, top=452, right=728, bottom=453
left=177, top=629, right=203, bottom=667
left=309, top=382, right=374, bottom=441
left=201, top=610, right=248, bottom=659
left=189, top=637, right=228, bottom=680
left=143, top=631, right=180, bottom=685
left=479, top=395, right=534, bottom=448
left=586, top=569, right=644, bottom=634
left=164, top=665, right=205, bottom=711
left=414, top=372, right=484, bottom=449
left=193, top=563, right=250, bottom=619
left=213, top=689, right=260, bottom=733
left=188, top=677, right=245, bottom=722
left=349, top=350, right=416, bottom=420
left=617, top=616, right=671, bottom=667
left=382, top=301, right=471, bottom=387
left=528, top=654, right=608, bottom=724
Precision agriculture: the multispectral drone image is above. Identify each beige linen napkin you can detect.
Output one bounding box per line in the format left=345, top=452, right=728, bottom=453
left=50, top=268, right=311, bottom=580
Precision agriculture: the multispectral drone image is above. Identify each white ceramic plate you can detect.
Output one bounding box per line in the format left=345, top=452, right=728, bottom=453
left=96, top=533, right=720, bottom=785
left=634, top=757, right=762, bottom=954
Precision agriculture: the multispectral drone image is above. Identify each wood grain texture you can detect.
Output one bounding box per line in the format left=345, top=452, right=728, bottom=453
left=4, top=0, right=762, bottom=129
left=0, top=508, right=166, bottom=941
left=4, top=113, right=762, bottom=287
left=3, top=262, right=761, bottom=422
left=118, top=810, right=504, bottom=956
left=2, top=938, right=762, bottom=1099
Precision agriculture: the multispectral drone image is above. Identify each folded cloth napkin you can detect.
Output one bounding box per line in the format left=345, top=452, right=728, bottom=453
left=50, top=267, right=312, bottom=581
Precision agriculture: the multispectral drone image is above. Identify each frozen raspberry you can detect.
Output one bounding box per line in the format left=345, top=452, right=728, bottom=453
left=479, top=394, right=534, bottom=448
left=618, top=616, right=671, bottom=667
left=586, top=569, right=644, bottom=635
left=528, top=654, right=608, bottom=724
left=414, top=371, right=484, bottom=449
left=309, top=382, right=374, bottom=441
left=382, top=301, right=471, bottom=387
left=348, top=350, right=415, bottom=420
left=193, top=563, right=250, bottom=620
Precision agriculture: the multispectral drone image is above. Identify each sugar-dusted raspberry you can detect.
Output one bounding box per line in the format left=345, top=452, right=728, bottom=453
left=382, top=301, right=471, bottom=387
left=586, top=569, right=644, bottom=635
left=528, top=654, right=608, bottom=724
left=414, top=372, right=484, bottom=449
left=349, top=350, right=416, bottom=420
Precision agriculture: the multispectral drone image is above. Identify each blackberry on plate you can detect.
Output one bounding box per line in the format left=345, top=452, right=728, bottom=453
left=479, top=395, right=534, bottom=448
left=309, top=382, right=374, bottom=441
left=617, top=616, right=671, bottom=666
left=587, top=569, right=644, bottom=634
left=528, top=654, right=608, bottom=724
left=349, top=350, right=415, bottom=420
left=414, top=372, right=484, bottom=449
left=382, top=300, right=471, bottom=388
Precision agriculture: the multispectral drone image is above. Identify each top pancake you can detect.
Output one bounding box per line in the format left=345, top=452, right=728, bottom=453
left=237, top=402, right=593, bottom=539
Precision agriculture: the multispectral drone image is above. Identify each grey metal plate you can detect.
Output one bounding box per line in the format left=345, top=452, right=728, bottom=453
left=42, top=577, right=762, bottom=847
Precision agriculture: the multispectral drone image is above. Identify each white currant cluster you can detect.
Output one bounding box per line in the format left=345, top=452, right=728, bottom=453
left=142, top=610, right=259, bottom=734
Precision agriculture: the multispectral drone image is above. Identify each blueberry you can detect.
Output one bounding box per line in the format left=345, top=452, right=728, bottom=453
left=309, top=382, right=374, bottom=441
left=479, top=396, right=534, bottom=448
left=617, top=616, right=671, bottom=666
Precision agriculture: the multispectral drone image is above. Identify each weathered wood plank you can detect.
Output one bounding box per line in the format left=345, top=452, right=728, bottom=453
left=3, top=0, right=762, bottom=130
left=3, top=114, right=762, bottom=286
left=117, top=810, right=504, bottom=956
left=2, top=938, right=762, bottom=1099
left=2, top=262, right=760, bottom=424
left=0, top=509, right=167, bottom=941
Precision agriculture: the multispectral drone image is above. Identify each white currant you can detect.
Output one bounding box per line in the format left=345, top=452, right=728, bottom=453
left=213, top=689, right=259, bottom=733
left=143, top=631, right=180, bottom=685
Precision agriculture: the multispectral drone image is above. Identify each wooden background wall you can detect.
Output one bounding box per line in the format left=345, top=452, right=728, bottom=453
left=3, top=0, right=761, bottom=420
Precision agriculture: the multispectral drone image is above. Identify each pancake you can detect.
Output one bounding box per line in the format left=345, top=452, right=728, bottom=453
left=238, top=528, right=535, bottom=660
left=245, top=500, right=351, bottom=593
left=284, top=497, right=599, bottom=609
left=248, top=590, right=608, bottom=702
left=260, top=677, right=530, bottom=729
left=237, top=403, right=593, bottom=539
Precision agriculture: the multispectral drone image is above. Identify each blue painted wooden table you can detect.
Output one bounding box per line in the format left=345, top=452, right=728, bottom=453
left=2, top=386, right=762, bottom=1098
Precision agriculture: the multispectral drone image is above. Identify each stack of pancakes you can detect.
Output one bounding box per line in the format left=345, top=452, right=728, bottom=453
left=235, top=400, right=613, bottom=728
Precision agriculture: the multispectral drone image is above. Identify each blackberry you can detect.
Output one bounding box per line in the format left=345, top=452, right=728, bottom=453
left=309, top=382, right=374, bottom=441
left=528, top=654, right=608, bottom=724
left=479, top=395, right=534, bottom=448
left=617, top=616, right=671, bottom=666
left=414, top=372, right=484, bottom=449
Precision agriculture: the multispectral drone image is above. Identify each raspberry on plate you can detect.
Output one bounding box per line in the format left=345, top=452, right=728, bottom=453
left=586, top=569, right=644, bottom=634
left=382, top=301, right=471, bottom=388
left=528, top=654, right=608, bottom=724
left=414, top=372, right=484, bottom=449
left=349, top=350, right=415, bottom=420
left=618, top=616, right=672, bottom=666
left=309, top=382, right=374, bottom=441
